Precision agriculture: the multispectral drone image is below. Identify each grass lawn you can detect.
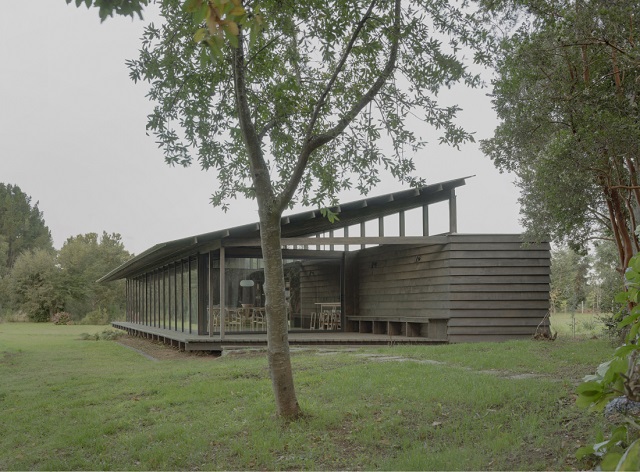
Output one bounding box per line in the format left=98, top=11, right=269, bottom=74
left=0, top=322, right=614, bottom=470
left=551, top=312, right=609, bottom=339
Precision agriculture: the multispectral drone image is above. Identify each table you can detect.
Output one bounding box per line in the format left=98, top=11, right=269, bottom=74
left=313, top=302, right=341, bottom=330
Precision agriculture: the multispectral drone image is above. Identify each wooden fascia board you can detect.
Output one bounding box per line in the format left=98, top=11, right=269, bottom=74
left=222, top=235, right=449, bottom=247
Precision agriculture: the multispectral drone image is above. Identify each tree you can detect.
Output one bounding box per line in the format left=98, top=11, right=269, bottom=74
left=58, top=232, right=132, bottom=321
left=550, top=246, right=588, bottom=313
left=588, top=240, right=625, bottom=314
left=480, top=0, right=640, bottom=270
left=9, top=249, right=64, bottom=322
left=0, top=183, right=53, bottom=275
left=72, top=0, right=490, bottom=418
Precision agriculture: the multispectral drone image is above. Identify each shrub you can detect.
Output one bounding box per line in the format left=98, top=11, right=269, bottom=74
left=78, top=329, right=123, bottom=341
left=0, top=311, right=29, bottom=322
left=51, top=312, right=73, bottom=325
left=79, top=308, right=109, bottom=325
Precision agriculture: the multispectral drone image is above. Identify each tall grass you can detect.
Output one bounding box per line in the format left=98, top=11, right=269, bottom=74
left=0, top=323, right=613, bottom=470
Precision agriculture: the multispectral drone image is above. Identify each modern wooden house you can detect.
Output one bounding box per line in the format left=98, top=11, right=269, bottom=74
left=103, top=177, right=551, bottom=349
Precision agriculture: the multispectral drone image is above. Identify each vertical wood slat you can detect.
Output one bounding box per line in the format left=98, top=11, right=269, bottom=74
left=449, top=189, right=457, bottom=233
left=181, top=260, right=185, bottom=333
left=344, top=226, right=349, bottom=252
left=174, top=263, right=178, bottom=331
left=378, top=217, right=384, bottom=237
left=330, top=230, right=334, bottom=251
left=208, top=252, right=214, bottom=337
left=399, top=210, right=405, bottom=237
left=188, top=257, right=192, bottom=334
left=422, top=205, right=429, bottom=236
left=219, top=247, right=226, bottom=340
left=164, top=266, right=167, bottom=329
left=360, top=221, right=366, bottom=250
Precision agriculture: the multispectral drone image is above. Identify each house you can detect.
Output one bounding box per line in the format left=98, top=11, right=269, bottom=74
left=102, top=177, right=551, bottom=350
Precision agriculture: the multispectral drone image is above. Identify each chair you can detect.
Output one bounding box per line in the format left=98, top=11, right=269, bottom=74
left=251, top=307, right=267, bottom=330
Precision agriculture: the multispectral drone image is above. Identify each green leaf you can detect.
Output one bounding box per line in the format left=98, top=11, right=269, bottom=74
left=615, top=291, right=630, bottom=303
left=615, top=344, right=639, bottom=358
left=601, top=451, right=624, bottom=471
left=193, top=28, right=207, bottom=43
left=618, top=312, right=640, bottom=328
left=617, top=438, right=640, bottom=471
left=576, top=445, right=595, bottom=460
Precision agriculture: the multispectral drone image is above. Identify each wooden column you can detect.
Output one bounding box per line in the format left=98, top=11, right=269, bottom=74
left=378, top=217, right=385, bottom=237
left=360, top=221, right=366, bottom=250
left=329, top=230, right=335, bottom=251
left=449, top=189, right=458, bottom=233
left=188, top=257, right=192, bottom=334
left=399, top=210, right=405, bottom=237
left=344, top=226, right=349, bottom=252
left=208, top=251, right=214, bottom=337
left=219, top=247, right=226, bottom=341
left=422, top=205, right=429, bottom=236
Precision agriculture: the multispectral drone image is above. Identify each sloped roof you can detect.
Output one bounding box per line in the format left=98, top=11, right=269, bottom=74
left=99, top=176, right=470, bottom=282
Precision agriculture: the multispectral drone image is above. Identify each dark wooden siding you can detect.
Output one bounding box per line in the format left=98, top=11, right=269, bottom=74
left=353, top=234, right=550, bottom=342
left=355, top=244, right=451, bottom=321
left=447, top=234, right=550, bottom=342
left=299, top=261, right=341, bottom=317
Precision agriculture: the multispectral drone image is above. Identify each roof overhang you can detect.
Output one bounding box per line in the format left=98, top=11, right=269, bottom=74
left=99, top=176, right=471, bottom=282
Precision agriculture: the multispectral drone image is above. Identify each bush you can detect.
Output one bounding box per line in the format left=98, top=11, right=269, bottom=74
left=79, top=329, right=123, bottom=341
left=51, top=312, right=73, bottom=325
left=1, top=311, right=29, bottom=322
left=79, top=308, right=109, bottom=325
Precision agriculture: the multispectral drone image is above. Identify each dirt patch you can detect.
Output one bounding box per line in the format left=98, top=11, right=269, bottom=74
left=116, top=335, right=220, bottom=361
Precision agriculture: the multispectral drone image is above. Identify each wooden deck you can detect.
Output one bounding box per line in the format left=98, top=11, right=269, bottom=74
left=111, top=321, right=445, bottom=352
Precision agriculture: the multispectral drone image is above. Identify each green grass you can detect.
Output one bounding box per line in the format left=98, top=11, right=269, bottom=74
left=0, top=322, right=614, bottom=470
left=551, top=312, right=608, bottom=339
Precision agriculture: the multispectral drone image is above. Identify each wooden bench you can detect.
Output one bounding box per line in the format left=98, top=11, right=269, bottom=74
left=345, top=316, right=448, bottom=339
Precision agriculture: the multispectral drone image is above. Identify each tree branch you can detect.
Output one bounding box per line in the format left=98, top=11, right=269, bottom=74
left=232, top=30, right=273, bottom=203
left=277, top=0, right=401, bottom=211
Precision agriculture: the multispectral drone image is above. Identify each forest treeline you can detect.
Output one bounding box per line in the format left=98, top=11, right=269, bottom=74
left=0, top=183, right=131, bottom=324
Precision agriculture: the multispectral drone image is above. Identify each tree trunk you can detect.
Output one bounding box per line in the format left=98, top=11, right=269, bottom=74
left=259, top=208, right=301, bottom=419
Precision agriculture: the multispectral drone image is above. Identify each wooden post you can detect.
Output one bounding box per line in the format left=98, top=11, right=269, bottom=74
left=330, top=230, right=334, bottom=251
left=449, top=189, right=458, bottom=233
left=219, top=246, right=226, bottom=341
left=208, top=251, right=214, bottom=337
left=422, top=205, right=429, bottom=236
left=360, top=221, right=366, bottom=250
left=344, top=226, right=349, bottom=252
left=188, top=257, right=192, bottom=334
left=379, top=217, right=384, bottom=237
left=399, top=210, right=405, bottom=237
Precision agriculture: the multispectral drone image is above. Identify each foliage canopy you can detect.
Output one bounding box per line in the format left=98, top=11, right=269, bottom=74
left=481, top=0, right=640, bottom=268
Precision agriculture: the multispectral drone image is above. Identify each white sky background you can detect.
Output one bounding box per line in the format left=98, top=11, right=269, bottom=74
left=0, top=1, right=522, bottom=256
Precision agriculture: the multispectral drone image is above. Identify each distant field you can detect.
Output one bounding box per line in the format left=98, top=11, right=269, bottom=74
left=550, top=312, right=608, bottom=339
left=0, top=322, right=614, bottom=470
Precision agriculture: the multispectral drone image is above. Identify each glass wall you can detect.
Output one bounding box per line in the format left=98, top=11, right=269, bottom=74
left=125, top=252, right=342, bottom=335
left=126, top=256, right=198, bottom=334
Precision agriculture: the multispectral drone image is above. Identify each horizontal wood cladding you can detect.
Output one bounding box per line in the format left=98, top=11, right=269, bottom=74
left=448, top=325, right=543, bottom=335
left=448, top=250, right=550, bottom=259
left=450, top=275, right=550, bottom=285
left=357, top=291, right=548, bottom=302
left=450, top=283, right=549, bottom=292
left=354, top=234, right=551, bottom=342
left=355, top=307, right=450, bottom=319
left=451, top=300, right=549, bottom=309
left=299, top=261, right=341, bottom=316
left=450, top=309, right=549, bottom=318
left=448, top=317, right=548, bottom=327
left=449, top=258, right=550, bottom=268
left=449, top=334, right=534, bottom=343
left=446, top=234, right=549, bottom=245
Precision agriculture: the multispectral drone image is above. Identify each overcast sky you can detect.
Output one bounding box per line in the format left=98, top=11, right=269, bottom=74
left=0, top=2, right=522, bottom=256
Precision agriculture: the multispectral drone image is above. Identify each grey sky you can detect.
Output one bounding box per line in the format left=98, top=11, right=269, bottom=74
left=0, top=1, right=522, bottom=256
